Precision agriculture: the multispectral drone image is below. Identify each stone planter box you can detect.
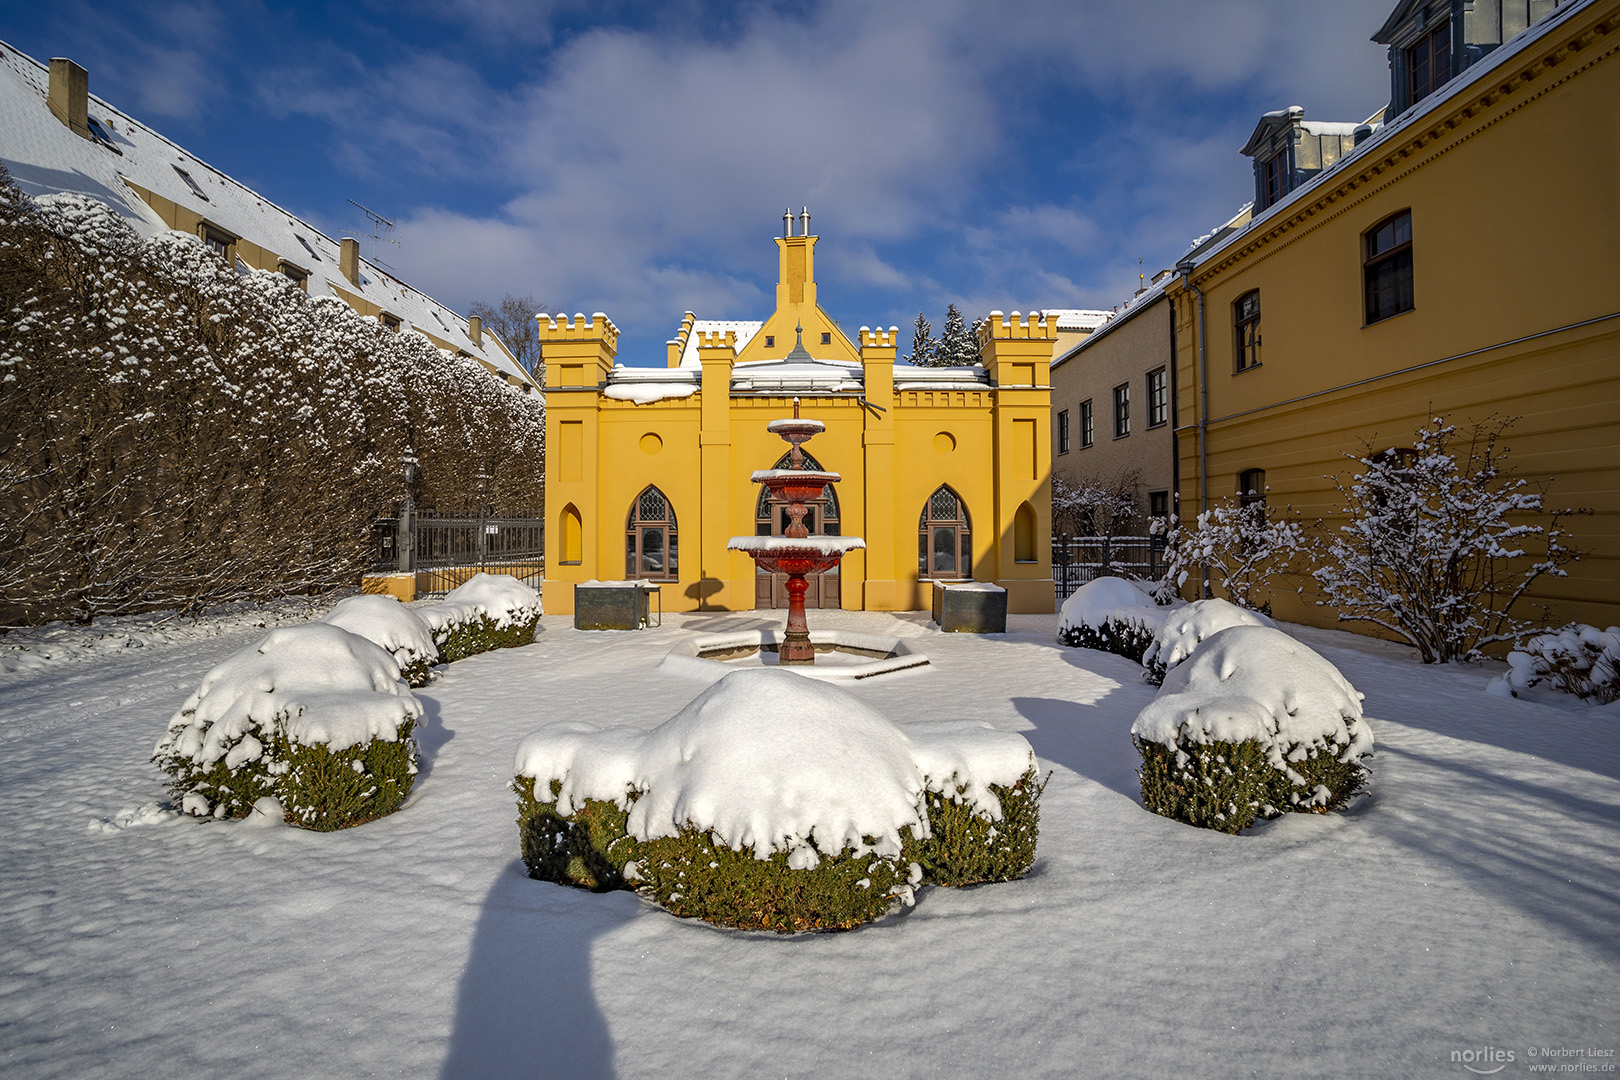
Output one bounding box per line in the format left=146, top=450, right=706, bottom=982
left=931, top=581, right=1008, bottom=633
left=574, top=581, right=658, bottom=631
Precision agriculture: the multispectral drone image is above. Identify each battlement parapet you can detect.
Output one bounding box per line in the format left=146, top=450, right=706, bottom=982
left=977, top=310, right=1057, bottom=346
left=537, top=311, right=620, bottom=347
left=858, top=325, right=900, bottom=349
left=696, top=329, right=738, bottom=351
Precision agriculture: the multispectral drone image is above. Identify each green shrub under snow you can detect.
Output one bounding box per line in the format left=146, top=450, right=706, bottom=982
left=513, top=766, right=1044, bottom=933
left=153, top=624, right=420, bottom=830
left=321, top=595, right=440, bottom=687
left=1131, top=625, right=1373, bottom=834
left=512, top=669, right=1042, bottom=932
left=419, top=573, right=541, bottom=663
left=1057, top=577, right=1166, bottom=664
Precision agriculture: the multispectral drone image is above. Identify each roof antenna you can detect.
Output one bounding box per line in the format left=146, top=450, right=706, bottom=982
left=348, top=199, right=398, bottom=271
left=784, top=207, right=793, bottom=237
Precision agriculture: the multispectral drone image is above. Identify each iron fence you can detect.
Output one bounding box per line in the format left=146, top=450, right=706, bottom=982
left=1052, top=534, right=1166, bottom=604
left=371, top=505, right=544, bottom=598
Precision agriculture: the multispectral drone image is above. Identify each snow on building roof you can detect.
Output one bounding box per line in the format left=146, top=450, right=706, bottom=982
left=1183, top=0, right=1598, bottom=275
left=1040, top=309, right=1113, bottom=331
left=676, top=319, right=764, bottom=369
left=0, top=40, right=538, bottom=394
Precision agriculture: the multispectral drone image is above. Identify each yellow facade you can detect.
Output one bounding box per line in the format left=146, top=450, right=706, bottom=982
left=542, top=230, right=1056, bottom=615
left=1167, top=0, right=1620, bottom=631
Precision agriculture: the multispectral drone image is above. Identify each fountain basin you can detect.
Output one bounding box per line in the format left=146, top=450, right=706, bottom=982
left=660, top=629, right=930, bottom=683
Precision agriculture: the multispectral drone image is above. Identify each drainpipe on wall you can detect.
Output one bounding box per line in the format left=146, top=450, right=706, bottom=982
left=1176, top=258, right=1210, bottom=598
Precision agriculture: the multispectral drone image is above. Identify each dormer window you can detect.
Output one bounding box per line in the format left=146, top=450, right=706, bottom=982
left=199, top=222, right=235, bottom=264
left=1261, top=153, right=1288, bottom=208
left=278, top=260, right=309, bottom=291
left=173, top=165, right=209, bottom=203
left=1407, top=20, right=1452, bottom=105
left=380, top=312, right=401, bottom=332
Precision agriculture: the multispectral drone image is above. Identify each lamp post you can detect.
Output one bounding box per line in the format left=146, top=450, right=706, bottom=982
left=397, top=449, right=418, bottom=575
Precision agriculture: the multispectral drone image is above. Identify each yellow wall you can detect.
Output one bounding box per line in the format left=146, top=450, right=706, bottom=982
left=541, top=239, right=1058, bottom=615
left=1169, top=3, right=1620, bottom=632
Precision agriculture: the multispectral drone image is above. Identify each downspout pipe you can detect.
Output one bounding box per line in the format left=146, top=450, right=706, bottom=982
left=1176, top=258, right=1209, bottom=597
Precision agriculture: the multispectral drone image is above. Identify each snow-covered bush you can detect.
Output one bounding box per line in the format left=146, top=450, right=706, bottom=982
left=1495, top=624, right=1620, bottom=705
left=419, top=573, right=542, bottom=662
left=152, top=624, right=420, bottom=829
left=1154, top=495, right=1303, bottom=612
left=1310, top=416, right=1582, bottom=663
left=1131, top=625, right=1373, bottom=834
left=512, top=669, right=1042, bottom=932
left=1141, top=598, right=1275, bottom=686
left=0, top=169, right=546, bottom=626
left=1057, top=577, right=1167, bottom=662
left=320, top=595, right=440, bottom=687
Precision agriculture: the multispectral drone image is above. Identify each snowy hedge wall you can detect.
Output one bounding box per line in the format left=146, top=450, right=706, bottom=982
left=0, top=168, right=545, bottom=626
left=418, top=574, right=543, bottom=663
left=512, top=669, right=1044, bottom=932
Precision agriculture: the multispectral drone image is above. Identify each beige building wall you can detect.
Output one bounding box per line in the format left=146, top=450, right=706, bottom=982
left=1168, top=0, right=1620, bottom=632
left=1049, top=295, right=1176, bottom=525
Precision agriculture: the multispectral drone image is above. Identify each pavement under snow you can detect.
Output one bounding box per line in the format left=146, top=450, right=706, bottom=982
left=1, top=607, right=1616, bottom=1078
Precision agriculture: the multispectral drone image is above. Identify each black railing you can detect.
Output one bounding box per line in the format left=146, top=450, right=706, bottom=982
left=371, top=505, right=544, bottom=597
left=1052, top=534, right=1166, bottom=604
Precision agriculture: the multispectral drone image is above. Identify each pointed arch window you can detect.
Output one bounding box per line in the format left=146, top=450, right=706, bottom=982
left=755, top=449, right=840, bottom=537
left=919, top=485, right=972, bottom=578
left=626, top=486, right=677, bottom=580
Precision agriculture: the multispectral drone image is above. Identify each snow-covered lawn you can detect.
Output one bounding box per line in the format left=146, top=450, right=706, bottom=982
left=2, top=608, right=1616, bottom=1078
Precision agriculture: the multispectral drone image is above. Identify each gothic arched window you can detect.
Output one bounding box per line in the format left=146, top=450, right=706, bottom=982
left=754, top=449, right=840, bottom=537
left=918, top=485, right=971, bottom=578
left=626, top=486, right=677, bottom=580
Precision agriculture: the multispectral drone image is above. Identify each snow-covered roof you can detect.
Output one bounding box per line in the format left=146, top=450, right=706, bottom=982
left=0, top=40, right=538, bottom=393
left=1040, top=309, right=1113, bottom=332
left=892, top=365, right=991, bottom=390
left=1185, top=0, right=1598, bottom=276
left=676, top=319, right=764, bottom=369
left=1050, top=276, right=1171, bottom=371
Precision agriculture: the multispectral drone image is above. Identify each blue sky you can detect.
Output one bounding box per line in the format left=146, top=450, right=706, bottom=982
left=2, top=0, right=1396, bottom=363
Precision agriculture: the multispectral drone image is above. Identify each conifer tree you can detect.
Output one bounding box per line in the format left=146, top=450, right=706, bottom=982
left=907, top=312, right=937, bottom=366
left=938, top=303, right=978, bottom=366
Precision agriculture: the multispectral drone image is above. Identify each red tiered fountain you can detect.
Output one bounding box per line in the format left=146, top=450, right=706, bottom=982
left=728, top=401, right=865, bottom=665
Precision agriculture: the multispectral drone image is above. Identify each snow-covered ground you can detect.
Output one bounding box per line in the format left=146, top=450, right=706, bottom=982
left=1, top=606, right=1616, bottom=1078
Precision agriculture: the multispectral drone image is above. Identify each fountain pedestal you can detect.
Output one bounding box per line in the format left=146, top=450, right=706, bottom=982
left=728, top=409, right=864, bottom=666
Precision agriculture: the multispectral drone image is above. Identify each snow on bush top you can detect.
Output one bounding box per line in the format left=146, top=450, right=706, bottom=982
left=421, top=573, right=542, bottom=631
left=1493, top=624, right=1620, bottom=705
left=1132, top=625, right=1372, bottom=778
left=1058, top=577, right=1166, bottom=635
left=514, top=668, right=1034, bottom=868
left=155, top=624, right=420, bottom=768
left=321, top=595, right=437, bottom=668
left=1142, top=598, right=1275, bottom=675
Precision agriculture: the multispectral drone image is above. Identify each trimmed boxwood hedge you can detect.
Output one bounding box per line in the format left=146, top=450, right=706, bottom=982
left=155, top=714, right=418, bottom=830
left=1134, top=734, right=1367, bottom=835
left=513, top=766, right=1045, bottom=932
left=1058, top=618, right=1155, bottom=664
left=434, top=612, right=540, bottom=664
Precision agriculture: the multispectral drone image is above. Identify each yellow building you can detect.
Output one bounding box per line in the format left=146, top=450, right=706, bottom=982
left=542, top=220, right=1056, bottom=615
left=1166, top=0, right=1620, bottom=630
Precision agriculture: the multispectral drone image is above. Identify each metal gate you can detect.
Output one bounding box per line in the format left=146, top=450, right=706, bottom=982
left=1052, top=535, right=1166, bottom=605
left=371, top=505, right=544, bottom=598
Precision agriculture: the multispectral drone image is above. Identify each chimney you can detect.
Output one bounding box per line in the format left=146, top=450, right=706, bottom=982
left=339, top=237, right=360, bottom=285
left=48, top=58, right=91, bottom=139
left=468, top=315, right=482, bottom=347
left=1353, top=123, right=1374, bottom=146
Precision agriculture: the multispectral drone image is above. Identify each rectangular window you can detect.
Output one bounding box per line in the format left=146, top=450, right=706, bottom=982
left=380, top=312, right=402, bottom=332
left=1239, top=468, right=1267, bottom=508
left=1408, top=21, right=1451, bottom=106
left=1079, top=399, right=1094, bottom=448
left=1234, top=290, right=1261, bottom=370
left=200, top=226, right=232, bottom=263
left=1149, top=490, right=1169, bottom=518
left=764, top=335, right=775, bottom=347
left=173, top=165, right=209, bottom=203
left=1147, top=368, right=1167, bottom=427
left=1113, top=383, right=1130, bottom=439
left=1057, top=409, right=1070, bottom=454
left=1365, top=210, right=1414, bottom=323
left=1261, top=153, right=1287, bottom=208
left=821, top=332, right=831, bottom=344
